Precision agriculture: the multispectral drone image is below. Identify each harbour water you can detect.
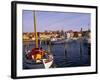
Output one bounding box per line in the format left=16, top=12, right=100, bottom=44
left=23, top=39, right=91, bottom=69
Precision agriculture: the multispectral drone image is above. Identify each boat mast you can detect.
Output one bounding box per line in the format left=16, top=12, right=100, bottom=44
left=33, top=11, right=38, bottom=48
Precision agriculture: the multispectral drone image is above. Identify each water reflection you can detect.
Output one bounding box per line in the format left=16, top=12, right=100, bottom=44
left=23, top=39, right=91, bottom=69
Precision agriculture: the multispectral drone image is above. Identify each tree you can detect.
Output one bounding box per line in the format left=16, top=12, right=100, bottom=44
left=73, top=32, right=78, bottom=38
left=60, top=30, right=64, bottom=36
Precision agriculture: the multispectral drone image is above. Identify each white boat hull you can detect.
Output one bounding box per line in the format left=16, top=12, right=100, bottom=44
left=42, top=59, right=53, bottom=69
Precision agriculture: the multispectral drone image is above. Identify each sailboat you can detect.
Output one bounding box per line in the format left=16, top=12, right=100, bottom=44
left=25, top=11, right=53, bottom=69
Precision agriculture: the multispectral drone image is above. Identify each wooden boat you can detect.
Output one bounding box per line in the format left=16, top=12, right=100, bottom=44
left=25, top=11, right=53, bottom=69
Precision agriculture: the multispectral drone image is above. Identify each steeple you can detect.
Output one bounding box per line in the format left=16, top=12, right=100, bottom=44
left=80, top=28, right=82, bottom=32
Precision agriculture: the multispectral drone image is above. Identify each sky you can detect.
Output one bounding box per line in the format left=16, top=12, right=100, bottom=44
left=22, top=10, right=91, bottom=32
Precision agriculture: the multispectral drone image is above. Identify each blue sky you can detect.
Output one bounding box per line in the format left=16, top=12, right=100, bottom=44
left=22, top=10, right=90, bottom=32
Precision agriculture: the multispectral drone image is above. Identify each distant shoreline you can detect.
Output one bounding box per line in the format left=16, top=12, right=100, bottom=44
left=23, top=40, right=35, bottom=42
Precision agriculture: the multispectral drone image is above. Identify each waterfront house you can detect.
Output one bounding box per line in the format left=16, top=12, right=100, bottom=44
left=67, top=30, right=74, bottom=39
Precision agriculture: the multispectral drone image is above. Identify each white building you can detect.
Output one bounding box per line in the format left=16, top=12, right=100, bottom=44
left=66, top=30, right=74, bottom=39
